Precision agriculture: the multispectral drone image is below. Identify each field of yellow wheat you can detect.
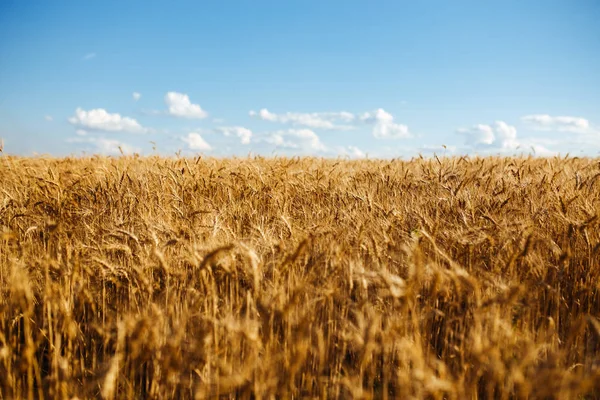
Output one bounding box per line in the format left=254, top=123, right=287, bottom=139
left=1, top=155, right=600, bottom=399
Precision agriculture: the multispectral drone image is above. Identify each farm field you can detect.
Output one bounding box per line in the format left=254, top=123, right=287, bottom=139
left=1, top=155, right=600, bottom=399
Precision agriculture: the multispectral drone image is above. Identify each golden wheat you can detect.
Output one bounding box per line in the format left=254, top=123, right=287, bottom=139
left=1, top=154, right=600, bottom=399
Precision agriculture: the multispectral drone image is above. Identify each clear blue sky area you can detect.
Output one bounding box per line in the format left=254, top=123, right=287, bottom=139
left=1, top=0, right=599, bottom=157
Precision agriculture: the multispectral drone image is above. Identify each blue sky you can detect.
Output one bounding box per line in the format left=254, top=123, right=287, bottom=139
left=1, top=0, right=599, bottom=158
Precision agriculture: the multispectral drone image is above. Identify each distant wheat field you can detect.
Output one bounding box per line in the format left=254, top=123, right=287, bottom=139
left=1, top=155, right=600, bottom=399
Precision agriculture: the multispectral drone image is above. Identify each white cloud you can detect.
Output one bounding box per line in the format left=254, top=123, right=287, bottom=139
left=457, top=121, right=519, bottom=150
left=165, top=92, right=208, bottom=119
left=456, top=120, right=556, bottom=156
left=359, top=108, right=394, bottom=124
left=68, top=108, right=148, bottom=133
left=250, top=108, right=277, bottom=122
left=83, top=53, right=96, bottom=61
left=67, top=137, right=139, bottom=155
left=373, top=122, right=411, bottom=139
left=75, top=129, right=87, bottom=136
left=494, top=121, right=519, bottom=149
left=347, top=146, right=365, bottom=158
left=360, top=108, right=412, bottom=139
left=526, top=144, right=557, bottom=157
left=215, top=126, right=253, bottom=144
left=327, top=111, right=356, bottom=122
left=94, top=138, right=138, bottom=155
left=456, top=124, right=496, bottom=146
left=182, top=132, right=212, bottom=151
left=132, top=92, right=141, bottom=101
left=44, top=115, right=53, bottom=122
left=249, top=107, right=411, bottom=137
left=266, top=129, right=326, bottom=151
left=249, top=108, right=356, bottom=130
left=266, top=134, right=298, bottom=149
left=337, top=145, right=366, bottom=158
left=521, top=114, right=591, bottom=133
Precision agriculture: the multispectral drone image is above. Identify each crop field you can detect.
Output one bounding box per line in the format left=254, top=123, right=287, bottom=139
left=1, top=155, right=600, bottom=399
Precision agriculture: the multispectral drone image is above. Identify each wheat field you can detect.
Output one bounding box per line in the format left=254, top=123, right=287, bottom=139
left=1, top=155, right=600, bottom=399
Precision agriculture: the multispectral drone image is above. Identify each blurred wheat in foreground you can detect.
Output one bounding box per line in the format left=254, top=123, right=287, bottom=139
left=1, top=155, right=600, bottom=399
